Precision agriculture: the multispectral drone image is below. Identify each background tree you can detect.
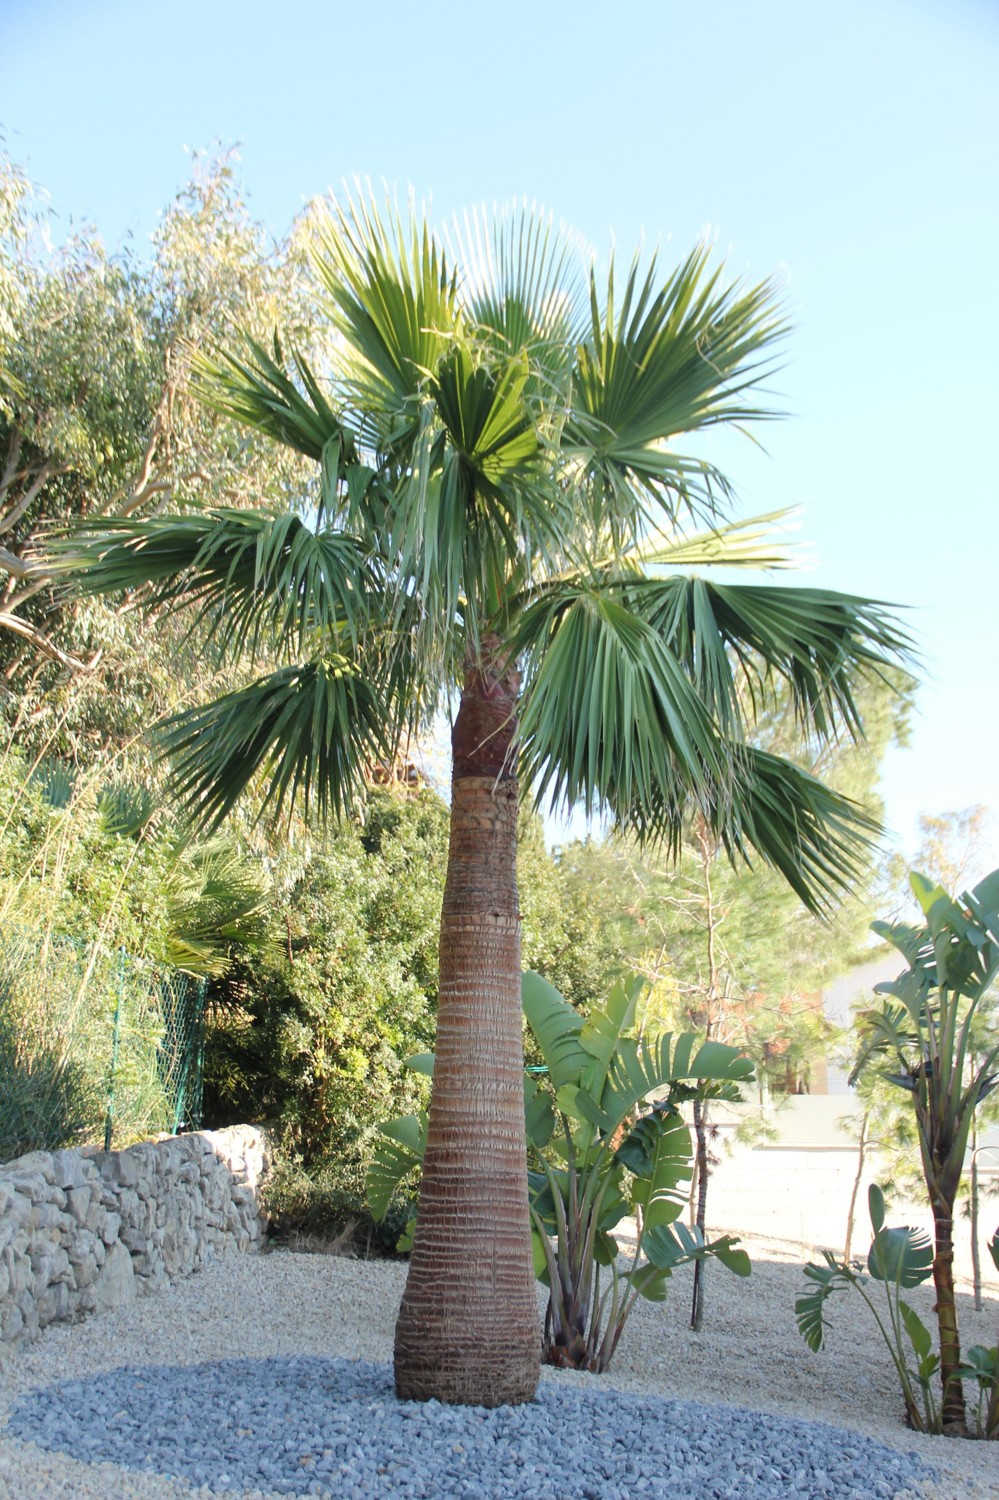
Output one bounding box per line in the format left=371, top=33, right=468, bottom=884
left=65, top=197, right=911, bottom=1406
left=0, top=147, right=314, bottom=762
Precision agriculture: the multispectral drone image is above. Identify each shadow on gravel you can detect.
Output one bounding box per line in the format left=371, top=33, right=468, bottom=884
left=6, top=1355, right=934, bottom=1499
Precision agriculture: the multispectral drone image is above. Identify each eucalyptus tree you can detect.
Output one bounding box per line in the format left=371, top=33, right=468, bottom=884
left=64, top=196, right=910, bottom=1406
left=0, top=147, right=313, bottom=755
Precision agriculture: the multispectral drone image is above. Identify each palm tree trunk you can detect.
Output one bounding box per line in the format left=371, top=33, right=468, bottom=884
left=930, top=1194, right=967, bottom=1433
left=394, top=645, right=540, bottom=1406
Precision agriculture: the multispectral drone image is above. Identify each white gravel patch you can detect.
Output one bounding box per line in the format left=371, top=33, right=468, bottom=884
left=1, top=1230, right=996, bottom=1499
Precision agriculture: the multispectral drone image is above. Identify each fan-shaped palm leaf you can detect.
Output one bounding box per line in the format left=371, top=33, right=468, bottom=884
left=622, top=575, right=910, bottom=739
left=515, top=587, right=725, bottom=823
left=311, top=191, right=459, bottom=426
left=568, top=245, right=788, bottom=525
left=157, top=657, right=389, bottom=828
left=62, top=508, right=379, bottom=661
left=190, top=335, right=350, bottom=464
left=703, top=744, right=879, bottom=914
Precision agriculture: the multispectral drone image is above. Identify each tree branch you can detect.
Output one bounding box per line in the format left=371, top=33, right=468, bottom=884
left=0, top=610, right=101, bottom=672
left=0, top=460, right=61, bottom=537
left=0, top=426, right=24, bottom=499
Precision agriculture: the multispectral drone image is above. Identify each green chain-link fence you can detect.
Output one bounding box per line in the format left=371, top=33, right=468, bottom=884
left=0, top=931, right=206, bottom=1162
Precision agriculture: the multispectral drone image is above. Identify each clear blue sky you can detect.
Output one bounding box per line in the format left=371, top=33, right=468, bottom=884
left=2, top=0, right=997, bottom=870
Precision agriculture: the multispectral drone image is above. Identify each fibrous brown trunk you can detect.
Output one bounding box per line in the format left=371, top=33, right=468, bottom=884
left=930, top=1196, right=967, bottom=1433
left=393, top=645, right=540, bottom=1406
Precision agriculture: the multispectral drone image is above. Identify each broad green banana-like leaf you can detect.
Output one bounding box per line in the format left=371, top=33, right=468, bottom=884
left=644, top=1220, right=750, bottom=1277
left=404, top=1052, right=435, bottom=1077
left=521, top=970, right=589, bottom=1091
left=867, top=1224, right=934, bottom=1289
left=577, top=975, right=644, bottom=1100
left=156, top=657, right=389, bottom=828
left=870, top=918, right=926, bottom=969
left=572, top=1031, right=753, bottom=1138
left=795, top=1254, right=853, bottom=1353
left=524, top=1073, right=556, bottom=1149
left=957, top=1345, right=999, bottom=1384
left=848, top=1005, right=918, bottom=1089
left=626, top=1262, right=673, bottom=1303
left=618, top=1108, right=692, bottom=1233
left=365, top=1113, right=427, bottom=1222
left=899, top=1301, right=934, bottom=1363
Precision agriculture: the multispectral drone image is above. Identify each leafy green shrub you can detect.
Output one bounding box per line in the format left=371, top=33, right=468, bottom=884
left=263, top=1146, right=415, bottom=1258
left=368, top=971, right=754, bottom=1367
left=799, top=1190, right=999, bottom=1440
left=0, top=1026, right=102, bottom=1159
left=0, top=933, right=105, bottom=1160
left=201, top=787, right=448, bottom=1249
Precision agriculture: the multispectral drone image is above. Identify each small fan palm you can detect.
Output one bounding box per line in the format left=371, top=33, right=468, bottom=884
left=63, top=196, right=910, bottom=1406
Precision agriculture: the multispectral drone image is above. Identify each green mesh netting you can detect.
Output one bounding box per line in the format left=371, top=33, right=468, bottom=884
left=0, top=932, right=206, bottom=1162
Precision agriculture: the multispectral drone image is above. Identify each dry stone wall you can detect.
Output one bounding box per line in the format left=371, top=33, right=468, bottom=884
left=0, top=1125, right=269, bottom=1351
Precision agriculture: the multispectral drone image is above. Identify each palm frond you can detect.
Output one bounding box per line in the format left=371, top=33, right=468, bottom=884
left=619, top=574, right=913, bottom=739
left=707, top=745, right=880, bottom=916
left=567, top=244, right=789, bottom=527
left=310, top=189, right=459, bottom=422
left=514, top=587, right=725, bottom=827
left=629, top=509, right=803, bottom=571
left=448, top=202, right=589, bottom=423
left=57, top=509, right=379, bottom=663
left=190, top=335, right=351, bottom=465
left=156, top=657, right=391, bottom=829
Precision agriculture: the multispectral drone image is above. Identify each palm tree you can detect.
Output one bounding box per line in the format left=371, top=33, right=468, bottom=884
left=63, top=198, right=910, bottom=1407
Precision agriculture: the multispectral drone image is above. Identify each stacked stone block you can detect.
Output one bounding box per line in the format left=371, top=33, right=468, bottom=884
left=0, top=1125, right=269, bottom=1350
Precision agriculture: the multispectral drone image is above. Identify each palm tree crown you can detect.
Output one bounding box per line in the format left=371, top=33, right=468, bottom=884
left=65, top=195, right=911, bottom=1405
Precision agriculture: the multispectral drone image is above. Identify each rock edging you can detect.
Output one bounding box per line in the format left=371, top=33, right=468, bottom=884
left=0, top=1124, right=269, bottom=1351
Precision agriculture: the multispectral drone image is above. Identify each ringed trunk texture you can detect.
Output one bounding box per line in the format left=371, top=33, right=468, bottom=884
left=930, top=1198, right=967, bottom=1433
left=393, top=651, right=540, bottom=1406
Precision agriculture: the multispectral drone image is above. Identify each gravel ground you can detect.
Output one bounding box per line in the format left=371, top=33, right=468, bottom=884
left=1, top=1230, right=996, bottom=1500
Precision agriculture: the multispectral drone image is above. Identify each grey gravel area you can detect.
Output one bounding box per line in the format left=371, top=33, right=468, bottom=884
left=7, top=1353, right=931, bottom=1500
left=2, top=1235, right=997, bottom=1499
